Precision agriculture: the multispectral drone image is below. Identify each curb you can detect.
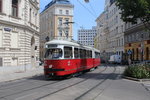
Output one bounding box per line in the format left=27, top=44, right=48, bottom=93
left=122, top=76, right=150, bottom=82
left=0, top=73, right=43, bottom=83
left=0, top=68, right=44, bottom=83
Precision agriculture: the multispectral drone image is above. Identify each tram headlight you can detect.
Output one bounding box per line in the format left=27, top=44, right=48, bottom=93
left=49, top=65, right=53, bottom=68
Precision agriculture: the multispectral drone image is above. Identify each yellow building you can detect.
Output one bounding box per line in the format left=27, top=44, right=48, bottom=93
left=124, top=22, right=150, bottom=61
left=40, top=0, right=74, bottom=60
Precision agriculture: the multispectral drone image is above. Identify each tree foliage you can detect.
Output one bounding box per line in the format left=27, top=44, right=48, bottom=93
left=116, top=0, right=150, bottom=30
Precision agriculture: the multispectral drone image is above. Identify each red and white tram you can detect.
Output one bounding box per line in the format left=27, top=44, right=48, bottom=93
left=44, top=39, right=101, bottom=78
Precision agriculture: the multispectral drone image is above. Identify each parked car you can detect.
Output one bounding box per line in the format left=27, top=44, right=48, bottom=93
left=109, top=55, right=121, bottom=64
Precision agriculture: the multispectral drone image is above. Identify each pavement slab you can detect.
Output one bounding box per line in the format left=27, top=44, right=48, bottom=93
left=95, top=79, right=150, bottom=100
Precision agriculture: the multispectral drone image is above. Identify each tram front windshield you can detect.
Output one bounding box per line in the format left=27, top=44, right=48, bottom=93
left=45, top=48, right=62, bottom=59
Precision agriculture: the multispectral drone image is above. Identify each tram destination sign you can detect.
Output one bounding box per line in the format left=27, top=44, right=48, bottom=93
left=46, top=44, right=57, bottom=48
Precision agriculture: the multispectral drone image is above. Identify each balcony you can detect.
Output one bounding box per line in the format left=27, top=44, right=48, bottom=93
left=103, top=27, right=109, bottom=34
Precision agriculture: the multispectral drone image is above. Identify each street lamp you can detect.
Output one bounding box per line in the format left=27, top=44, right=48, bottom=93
left=63, top=22, right=74, bottom=25
left=62, top=21, right=74, bottom=39
left=84, top=0, right=89, bottom=3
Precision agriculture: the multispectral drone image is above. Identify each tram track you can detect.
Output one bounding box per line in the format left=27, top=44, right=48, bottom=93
left=0, top=65, right=107, bottom=99
left=0, top=81, right=60, bottom=99
left=0, top=78, right=49, bottom=90
left=75, top=65, right=117, bottom=100
left=36, top=65, right=109, bottom=100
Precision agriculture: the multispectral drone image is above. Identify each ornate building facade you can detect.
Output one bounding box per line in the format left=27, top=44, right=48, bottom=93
left=124, top=21, right=150, bottom=61
left=0, top=0, right=40, bottom=74
left=40, top=0, right=74, bottom=60
left=95, top=0, right=125, bottom=61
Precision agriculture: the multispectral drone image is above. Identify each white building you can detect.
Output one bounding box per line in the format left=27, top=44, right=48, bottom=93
left=78, top=26, right=97, bottom=47
left=96, top=0, right=125, bottom=60
left=0, top=0, right=40, bottom=74
left=105, top=0, right=125, bottom=56
left=95, top=12, right=107, bottom=51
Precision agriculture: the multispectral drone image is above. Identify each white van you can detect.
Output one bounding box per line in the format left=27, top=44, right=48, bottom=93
left=109, top=55, right=121, bottom=64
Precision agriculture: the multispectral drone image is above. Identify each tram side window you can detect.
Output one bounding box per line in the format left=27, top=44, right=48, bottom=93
left=64, top=46, right=72, bottom=58
left=95, top=52, right=100, bottom=58
left=79, top=49, right=82, bottom=58
left=74, top=48, right=79, bottom=58
left=80, top=49, right=85, bottom=58
left=89, top=51, right=92, bottom=58
left=83, top=49, right=86, bottom=58
left=86, top=50, right=89, bottom=58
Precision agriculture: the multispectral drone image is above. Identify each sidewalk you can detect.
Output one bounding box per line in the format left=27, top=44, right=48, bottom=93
left=142, top=81, right=150, bottom=92
left=0, top=66, right=44, bottom=83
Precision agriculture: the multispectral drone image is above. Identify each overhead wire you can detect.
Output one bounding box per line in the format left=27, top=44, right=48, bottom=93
left=76, top=0, right=97, bottom=18
left=89, top=2, right=97, bottom=17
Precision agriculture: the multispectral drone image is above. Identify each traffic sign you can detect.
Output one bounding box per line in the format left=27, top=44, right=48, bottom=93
left=127, top=50, right=132, bottom=55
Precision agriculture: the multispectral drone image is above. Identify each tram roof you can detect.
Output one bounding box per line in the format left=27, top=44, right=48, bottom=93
left=45, top=39, right=80, bottom=47
left=45, top=39, right=100, bottom=52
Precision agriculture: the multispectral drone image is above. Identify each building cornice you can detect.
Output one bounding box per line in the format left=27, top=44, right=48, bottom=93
left=0, top=12, right=6, bottom=16
left=0, top=20, right=39, bottom=36
left=41, top=2, right=74, bottom=14
left=29, top=0, right=39, bottom=10
left=54, top=4, right=74, bottom=8
left=55, top=14, right=73, bottom=17
left=124, top=23, right=145, bottom=35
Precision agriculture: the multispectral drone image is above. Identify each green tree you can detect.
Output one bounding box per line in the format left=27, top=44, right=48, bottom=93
left=116, top=0, right=150, bottom=30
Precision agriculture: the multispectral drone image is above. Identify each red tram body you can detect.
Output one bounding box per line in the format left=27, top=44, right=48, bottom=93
left=44, top=39, right=101, bottom=78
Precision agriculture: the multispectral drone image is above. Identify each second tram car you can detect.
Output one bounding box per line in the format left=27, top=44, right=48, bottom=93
left=44, top=39, right=101, bottom=78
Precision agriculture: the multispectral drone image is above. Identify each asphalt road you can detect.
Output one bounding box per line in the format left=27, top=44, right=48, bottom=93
left=0, top=65, right=150, bottom=100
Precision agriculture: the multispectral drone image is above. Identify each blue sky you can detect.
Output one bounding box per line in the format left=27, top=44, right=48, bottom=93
left=40, top=0, right=105, bottom=40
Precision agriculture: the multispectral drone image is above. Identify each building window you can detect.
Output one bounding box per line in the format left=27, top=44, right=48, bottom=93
left=35, top=13, right=37, bottom=25
left=0, top=29, right=2, bottom=47
left=65, top=30, right=69, bottom=38
left=0, top=0, right=2, bottom=12
left=59, top=30, right=62, bottom=36
left=66, top=10, right=69, bottom=15
left=29, top=8, right=32, bottom=22
left=59, top=9, right=62, bottom=14
left=0, top=58, right=2, bottom=66
left=12, top=0, right=18, bottom=17
left=116, top=27, right=118, bottom=34
left=58, top=18, right=62, bottom=26
left=122, top=38, right=124, bottom=46
left=65, top=18, right=69, bottom=26
left=116, top=15, right=118, bottom=23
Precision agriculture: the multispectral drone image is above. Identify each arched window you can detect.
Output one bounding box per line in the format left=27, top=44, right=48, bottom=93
left=31, top=36, right=35, bottom=46
left=29, top=8, right=32, bottom=22
left=132, top=49, right=134, bottom=60
left=146, top=47, right=149, bottom=60
left=136, top=48, right=138, bottom=60
left=12, top=0, right=18, bottom=17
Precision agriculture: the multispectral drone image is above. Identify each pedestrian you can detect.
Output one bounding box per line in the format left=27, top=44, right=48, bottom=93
left=128, top=57, right=131, bottom=65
